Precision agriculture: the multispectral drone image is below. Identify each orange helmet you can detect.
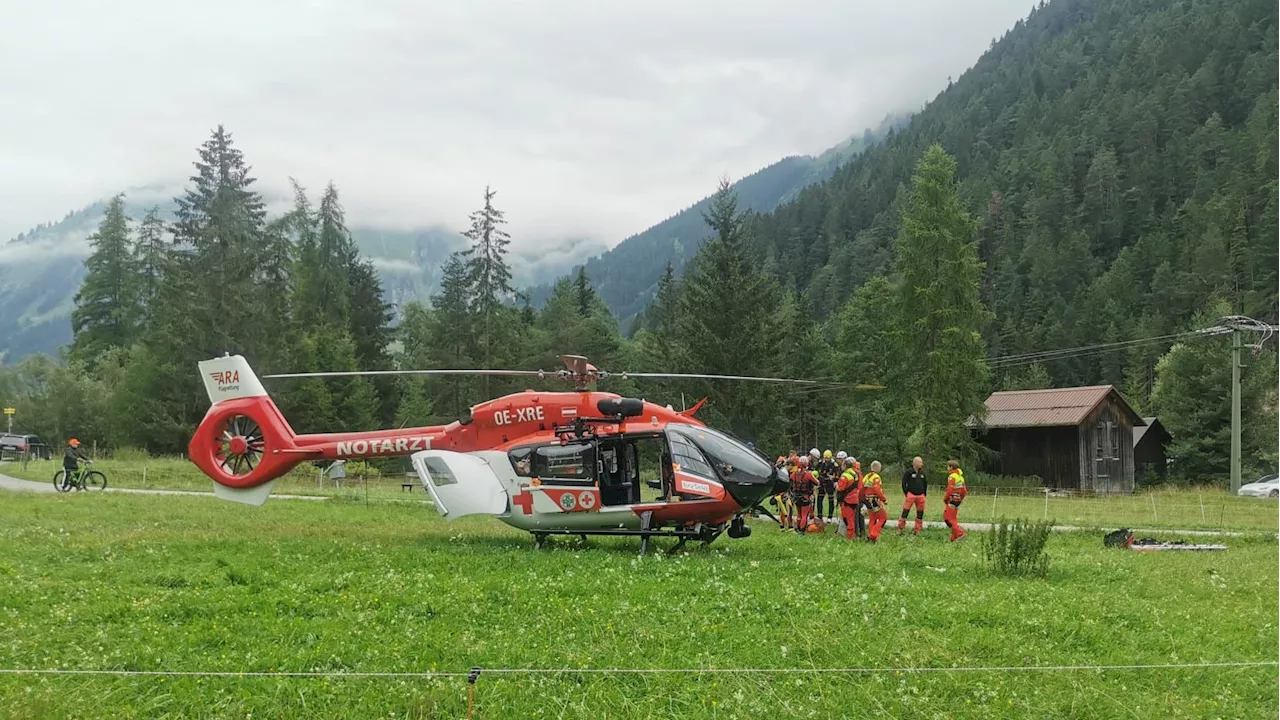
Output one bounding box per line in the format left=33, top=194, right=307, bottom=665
left=68, top=438, right=81, bottom=447
left=806, top=520, right=824, bottom=534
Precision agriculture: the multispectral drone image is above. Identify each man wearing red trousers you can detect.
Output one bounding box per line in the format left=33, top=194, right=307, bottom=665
left=944, top=459, right=968, bottom=542
left=898, top=456, right=927, bottom=535
left=863, top=461, right=888, bottom=542
left=789, top=456, right=819, bottom=535
left=835, top=457, right=861, bottom=539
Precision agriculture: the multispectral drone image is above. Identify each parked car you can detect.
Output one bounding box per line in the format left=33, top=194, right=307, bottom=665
left=0, top=433, right=52, bottom=461
left=1237, top=474, right=1280, bottom=498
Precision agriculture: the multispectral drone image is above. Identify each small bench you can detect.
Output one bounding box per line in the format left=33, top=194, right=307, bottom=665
left=401, top=482, right=415, bottom=492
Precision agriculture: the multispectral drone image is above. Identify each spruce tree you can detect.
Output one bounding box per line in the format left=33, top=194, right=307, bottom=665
left=134, top=205, right=169, bottom=328
left=427, top=253, right=475, bottom=417
left=574, top=267, right=594, bottom=317
left=894, top=145, right=992, bottom=461
left=71, top=194, right=139, bottom=365
left=675, top=178, right=782, bottom=441
left=169, top=125, right=269, bottom=358
left=460, top=186, right=517, bottom=393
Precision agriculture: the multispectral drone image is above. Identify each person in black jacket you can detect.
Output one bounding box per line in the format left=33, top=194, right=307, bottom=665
left=61, top=438, right=90, bottom=490
left=898, top=456, right=927, bottom=535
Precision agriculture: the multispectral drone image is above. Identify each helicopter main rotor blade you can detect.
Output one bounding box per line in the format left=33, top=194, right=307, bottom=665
left=615, top=372, right=884, bottom=390
left=615, top=371, right=825, bottom=384
left=263, top=369, right=559, bottom=379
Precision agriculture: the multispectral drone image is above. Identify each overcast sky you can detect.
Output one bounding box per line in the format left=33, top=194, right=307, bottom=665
left=1, top=0, right=1033, bottom=247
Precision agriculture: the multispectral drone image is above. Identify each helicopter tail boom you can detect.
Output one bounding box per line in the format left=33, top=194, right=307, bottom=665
left=189, top=355, right=448, bottom=504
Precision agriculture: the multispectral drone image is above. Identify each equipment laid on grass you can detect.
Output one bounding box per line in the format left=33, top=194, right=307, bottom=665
left=1103, top=528, right=1226, bottom=552
left=189, top=354, right=875, bottom=553
left=1130, top=538, right=1228, bottom=552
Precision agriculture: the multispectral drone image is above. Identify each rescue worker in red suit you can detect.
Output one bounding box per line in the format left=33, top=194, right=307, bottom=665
left=863, top=461, right=888, bottom=542
left=789, top=456, right=819, bottom=535
left=851, top=458, right=866, bottom=537
left=835, top=457, right=861, bottom=539
left=898, top=455, right=927, bottom=535
left=943, top=459, right=968, bottom=542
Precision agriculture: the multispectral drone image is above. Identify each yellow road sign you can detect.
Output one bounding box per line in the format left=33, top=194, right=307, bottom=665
left=2, top=407, right=15, bottom=415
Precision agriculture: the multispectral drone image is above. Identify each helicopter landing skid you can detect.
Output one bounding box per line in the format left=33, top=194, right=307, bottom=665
left=528, top=524, right=723, bottom=555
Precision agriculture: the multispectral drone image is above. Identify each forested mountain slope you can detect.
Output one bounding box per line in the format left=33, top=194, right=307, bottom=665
left=749, top=0, right=1277, bottom=403
left=528, top=114, right=908, bottom=323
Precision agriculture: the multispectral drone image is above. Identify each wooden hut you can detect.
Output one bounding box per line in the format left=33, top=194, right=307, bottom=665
left=972, top=386, right=1146, bottom=493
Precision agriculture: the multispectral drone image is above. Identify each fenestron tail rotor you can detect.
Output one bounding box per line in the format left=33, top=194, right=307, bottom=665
left=216, top=414, right=265, bottom=477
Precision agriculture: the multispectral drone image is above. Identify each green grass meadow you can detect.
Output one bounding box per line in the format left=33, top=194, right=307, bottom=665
left=0, top=490, right=1276, bottom=718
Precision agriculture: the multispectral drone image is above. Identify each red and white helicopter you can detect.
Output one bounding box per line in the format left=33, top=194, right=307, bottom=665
left=189, top=354, right=871, bottom=552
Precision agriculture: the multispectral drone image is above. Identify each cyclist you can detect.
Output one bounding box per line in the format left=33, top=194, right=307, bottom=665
left=61, top=438, right=91, bottom=490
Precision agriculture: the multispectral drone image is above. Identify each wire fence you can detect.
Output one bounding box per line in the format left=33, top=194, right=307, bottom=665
left=2, top=660, right=1273, bottom=679
left=963, top=486, right=1278, bottom=532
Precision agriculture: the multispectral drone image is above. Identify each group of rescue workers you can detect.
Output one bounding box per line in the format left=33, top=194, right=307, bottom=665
left=769, top=449, right=968, bottom=542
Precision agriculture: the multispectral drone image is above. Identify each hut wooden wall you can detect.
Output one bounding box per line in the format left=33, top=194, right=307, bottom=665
left=978, top=426, right=1081, bottom=488
left=1078, top=396, right=1136, bottom=493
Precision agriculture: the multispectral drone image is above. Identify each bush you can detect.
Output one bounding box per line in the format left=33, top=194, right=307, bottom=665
left=983, top=517, right=1054, bottom=577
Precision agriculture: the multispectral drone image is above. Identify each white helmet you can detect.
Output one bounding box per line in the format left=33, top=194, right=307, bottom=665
left=809, top=448, right=820, bottom=459
left=836, top=451, right=848, bottom=461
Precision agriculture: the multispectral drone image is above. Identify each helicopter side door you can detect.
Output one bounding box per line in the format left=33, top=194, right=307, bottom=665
left=411, top=450, right=510, bottom=519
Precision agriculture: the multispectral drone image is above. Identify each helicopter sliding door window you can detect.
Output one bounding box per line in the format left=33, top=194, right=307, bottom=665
left=508, top=443, right=597, bottom=485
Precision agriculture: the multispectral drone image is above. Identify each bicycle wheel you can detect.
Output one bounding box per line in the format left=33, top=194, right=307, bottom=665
left=83, top=471, right=107, bottom=491
left=52, top=470, right=72, bottom=493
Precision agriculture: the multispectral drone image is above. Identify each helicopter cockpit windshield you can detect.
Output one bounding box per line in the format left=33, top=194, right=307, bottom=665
left=664, top=424, right=782, bottom=506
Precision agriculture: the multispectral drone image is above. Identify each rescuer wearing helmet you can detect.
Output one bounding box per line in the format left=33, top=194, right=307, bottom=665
left=835, top=456, right=861, bottom=540
left=771, top=455, right=795, bottom=529
left=944, top=460, right=968, bottom=542
left=851, top=457, right=866, bottom=537
left=863, top=461, right=888, bottom=542
left=815, top=449, right=839, bottom=522
left=898, top=456, right=928, bottom=535
left=790, top=456, right=819, bottom=534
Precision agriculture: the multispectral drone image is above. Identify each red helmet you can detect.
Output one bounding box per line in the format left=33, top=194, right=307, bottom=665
left=68, top=438, right=81, bottom=448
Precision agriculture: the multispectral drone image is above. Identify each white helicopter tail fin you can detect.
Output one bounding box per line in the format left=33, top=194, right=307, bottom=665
left=198, top=354, right=269, bottom=404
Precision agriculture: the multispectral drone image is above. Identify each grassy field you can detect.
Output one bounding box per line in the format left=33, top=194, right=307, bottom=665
left=0, top=491, right=1276, bottom=718
left=1, top=457, right=423, bottom=501
left=5, top=456, right=1276, bottom=531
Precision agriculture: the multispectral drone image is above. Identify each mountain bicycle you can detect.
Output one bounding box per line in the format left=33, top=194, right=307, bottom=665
left=53, top=462, right=107, bottom=492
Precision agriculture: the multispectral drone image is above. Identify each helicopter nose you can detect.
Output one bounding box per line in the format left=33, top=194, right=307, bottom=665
left=771, top=467, right=789, bottom=495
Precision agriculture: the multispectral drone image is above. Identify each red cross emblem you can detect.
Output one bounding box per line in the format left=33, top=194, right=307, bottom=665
left=512, top=490, right=534, bottom=514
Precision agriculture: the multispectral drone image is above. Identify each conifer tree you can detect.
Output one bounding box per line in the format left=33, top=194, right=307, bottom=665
left=169, top=125, right=269, bottom=358
left=133, top=206, right=169, bottom=327
left=894, top=145, right=992, bottom=461
left=675, top=178, right=782, bottom=441
left=71, top=194, right=139, bottom=365
left=460, top=186, right=517, bottom=393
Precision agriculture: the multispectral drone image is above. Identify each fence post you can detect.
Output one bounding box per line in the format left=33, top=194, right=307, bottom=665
left=1198, top=493, right=1205, bottom=524
left=1043, top=489, right=1048, bottom=519
left=142, top=464, right=147, bottom=489
left=1149, top=494, right=1158, bottom=523
left=990, top=487, right=999, bottom=522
